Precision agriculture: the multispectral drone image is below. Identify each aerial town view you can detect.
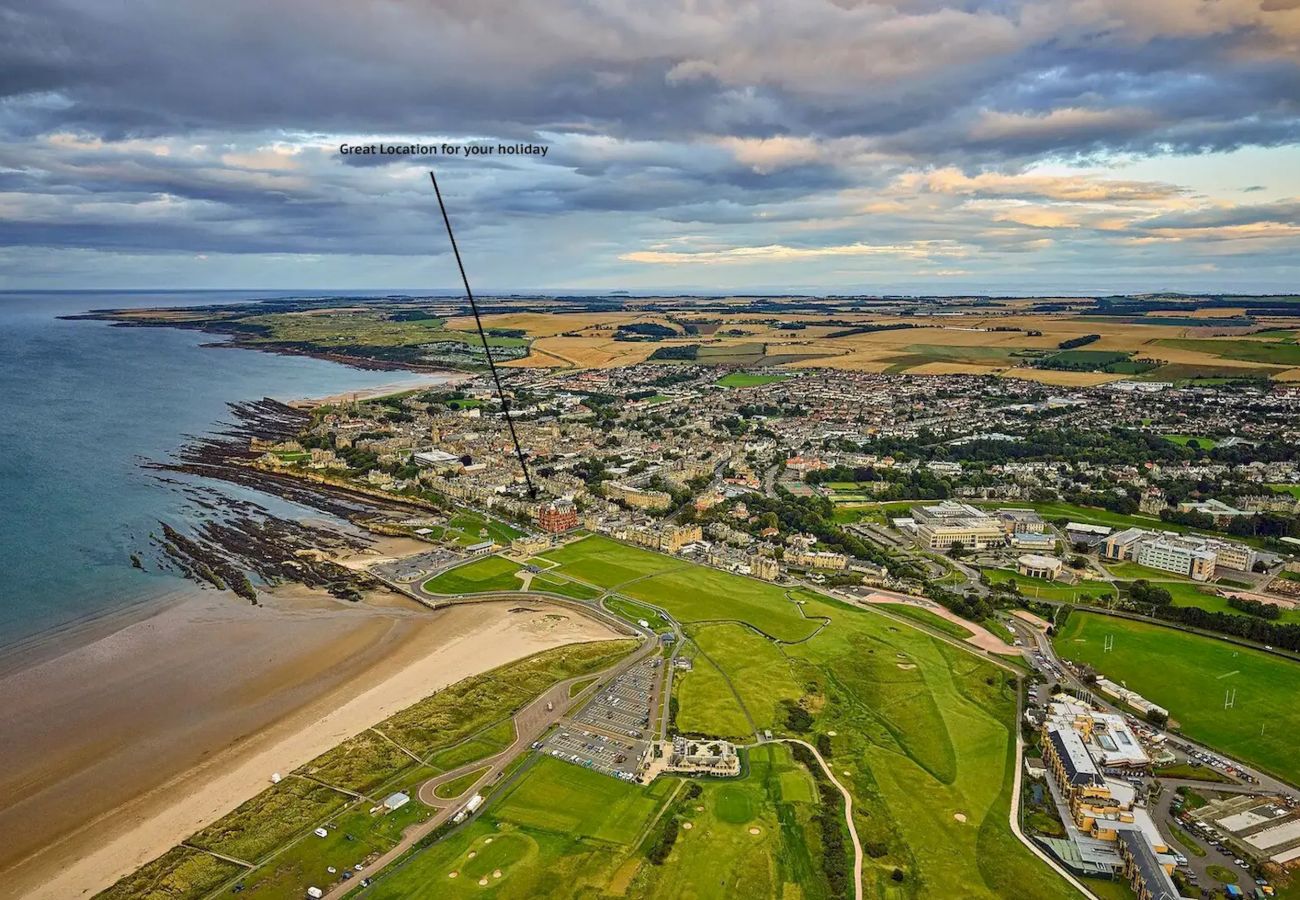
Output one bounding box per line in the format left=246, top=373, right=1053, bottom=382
left=2, top=4, right=1299, bottom=900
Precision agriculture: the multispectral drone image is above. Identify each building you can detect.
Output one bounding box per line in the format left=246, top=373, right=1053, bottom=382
left=1038, top=697, right=1180, bottom=900
left=538, top=499, right=579, bottom=533
left=511, top=535, right=550, bottom=556
left=997, top=507, right=1047, bottom=535
left=749, top=553, right=780, bottom=581
left=1137, top=536, right=1216, bottom=581
left=1178, top=498, right=1250, bottom=525
left=382, top=792, right=410, bottom=812
left=787, top=549, right=849, bottom=571
left=1103, top=527, right=1255, bottom=580
left=413, top=449, right=462, bottom=473
left=604, top=481, right=672, bottom=511
left=911, top=501, right=1005, bottom=550
left=1017, top=554, right=1063, bottom=580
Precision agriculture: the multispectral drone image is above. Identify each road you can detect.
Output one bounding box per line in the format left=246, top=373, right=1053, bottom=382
left=321, top=615, right=657, bottom=897
left=1010, top=614, right=1298, bottom=796
left=1006, top=691, right=1100, bottom=900
left=1152, top=792, right=1260, bottom=896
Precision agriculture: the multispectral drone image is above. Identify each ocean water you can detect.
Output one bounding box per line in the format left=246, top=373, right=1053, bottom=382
left=0, top=291, right=444, bottom=655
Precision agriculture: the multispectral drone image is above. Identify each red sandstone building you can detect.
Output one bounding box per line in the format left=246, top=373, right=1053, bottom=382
left=538, top=500, right=578, bottom=533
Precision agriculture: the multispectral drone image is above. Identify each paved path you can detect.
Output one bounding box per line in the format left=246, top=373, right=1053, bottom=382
left=776, top=739, right=863, bottom=900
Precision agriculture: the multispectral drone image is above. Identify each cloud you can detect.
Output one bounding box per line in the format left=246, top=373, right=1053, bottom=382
left=0, top=0, right=1298, bottom=290
left=620, top=239, right=964, bottom=264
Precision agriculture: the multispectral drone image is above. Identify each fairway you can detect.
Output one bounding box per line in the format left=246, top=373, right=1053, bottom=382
left=366, top=757, right=678, bottom=900
left=544, top=536, right=821, bottom=642
left=1055, top=611, right=1300, bottom=784
left=366, top=538, right=1075, bottom=899
left=423, top=554, right=522, bottom=594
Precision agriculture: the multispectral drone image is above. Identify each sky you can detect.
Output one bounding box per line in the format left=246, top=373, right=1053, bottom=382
left=2, top=0, right=1299, bottom=295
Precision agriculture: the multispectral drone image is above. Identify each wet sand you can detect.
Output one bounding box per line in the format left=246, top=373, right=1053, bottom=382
left=288, top=373, right=466, bottom=408
left=0, top=586, right=617, bottom=898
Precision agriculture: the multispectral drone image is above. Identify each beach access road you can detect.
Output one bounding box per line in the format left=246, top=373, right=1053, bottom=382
left=326, top=629, right=656, bottom=899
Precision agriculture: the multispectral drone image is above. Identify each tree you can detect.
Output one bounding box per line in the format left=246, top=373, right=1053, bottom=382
left=948, top=541, right=968, bottom=559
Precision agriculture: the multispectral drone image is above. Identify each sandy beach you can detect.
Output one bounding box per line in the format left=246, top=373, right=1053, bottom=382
left=287, top=373, right=466, bottom=408
left=0, top=584, right=617, bottom=899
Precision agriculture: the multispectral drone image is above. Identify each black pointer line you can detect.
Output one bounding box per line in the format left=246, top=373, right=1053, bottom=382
left=428, top=169, right=537, bottom=500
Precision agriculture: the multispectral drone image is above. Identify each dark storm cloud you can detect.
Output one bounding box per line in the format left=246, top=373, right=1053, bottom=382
left=1, top=0, right=1298, bottom=289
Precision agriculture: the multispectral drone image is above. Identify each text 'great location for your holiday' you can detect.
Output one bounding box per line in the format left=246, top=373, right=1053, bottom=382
left=338, top=142, right=548, bottom=157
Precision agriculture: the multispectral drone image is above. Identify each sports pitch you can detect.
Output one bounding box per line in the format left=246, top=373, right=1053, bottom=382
left=1055, top=611, right=1300, bottom=784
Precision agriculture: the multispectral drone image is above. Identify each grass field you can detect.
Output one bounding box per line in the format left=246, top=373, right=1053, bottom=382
left=877, top=603, right=975, bottom=639
left=357, top=534, right=1074, bottom=898
left=528, top=572, right=602, bottom=600
left=1055, top=612, right=1300, bottom=784
left=422, top=554, right=523, bottom=594
left=367, top=757, right=677, bottom=899
left=625, top=744, right=833, bottom=898
left=983, top=567, right=1118, bottom=603
left=446, top=511, right=524, bottom=545
left=1270, top=483, right=1300, bottom=499
left=1162, top=433, right=1219, bottom=448
left=716, top=371, right=793, bottom=387
left=542, top=536, right=820, bottom=642
left=368, top=743, right=840, bottom=900
left=102, top=641, right=639, bottom=900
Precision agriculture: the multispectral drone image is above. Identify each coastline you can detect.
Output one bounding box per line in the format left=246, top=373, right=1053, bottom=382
left=287, top=372, right=468, bottom=408
left=0, top=582, right=618, bottom=899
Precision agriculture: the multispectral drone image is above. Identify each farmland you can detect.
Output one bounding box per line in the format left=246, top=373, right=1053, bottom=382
left=1156, top=337, right=1300, bottom=367
left=86, top=297, right=1300, bottom=381
left=1054, top=611, right=1300, bottom=785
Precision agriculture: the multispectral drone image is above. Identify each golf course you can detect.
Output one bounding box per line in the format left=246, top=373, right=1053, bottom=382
left=375, top=534, right=1076, bottom=899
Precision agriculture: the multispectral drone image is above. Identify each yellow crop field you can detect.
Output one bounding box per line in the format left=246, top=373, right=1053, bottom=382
left=438, top=308, right=1300, bottom=381
left=1002, top=367, right=1123, bottom=387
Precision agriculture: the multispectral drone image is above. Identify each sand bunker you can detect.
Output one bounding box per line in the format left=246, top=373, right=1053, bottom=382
left=468, top=851, right=477, bottom=859
left=493, top=869, right=503, bottom=879
left=954, top=813, right=967, bottom=823
left=749, top=827, right=762, bottom=835
left=449, top=871, right=459, bottom=878
left=682, top=822, right=694, bottom=830
left=897, top=663, right=916, bottom=670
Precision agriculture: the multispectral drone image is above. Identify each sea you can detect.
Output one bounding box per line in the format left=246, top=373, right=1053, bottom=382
left=0, top=290, right=450, bottom=660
